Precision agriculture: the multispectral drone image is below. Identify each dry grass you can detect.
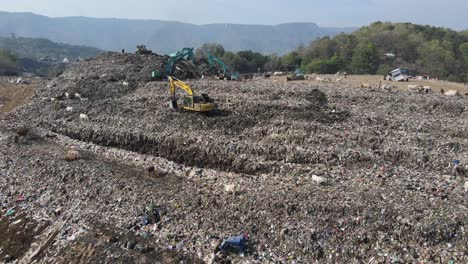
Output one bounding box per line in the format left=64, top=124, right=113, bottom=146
left=271, top=74, right=468, bottom=95
left=343, top=74, right=468, bottom=94
left=0, top=78, right=36, bottom=114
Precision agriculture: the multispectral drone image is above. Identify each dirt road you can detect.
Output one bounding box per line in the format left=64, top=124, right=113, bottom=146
left=0, top=78, right=36, bottom=115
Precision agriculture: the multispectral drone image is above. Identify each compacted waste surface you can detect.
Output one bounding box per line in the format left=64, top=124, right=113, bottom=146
left=0, top=52, right=467, bottom=263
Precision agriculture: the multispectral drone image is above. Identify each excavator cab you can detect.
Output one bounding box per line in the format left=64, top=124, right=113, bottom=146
left=179, top=94, right=216, bottom=112
left=169, top=76, right=217, bottom=112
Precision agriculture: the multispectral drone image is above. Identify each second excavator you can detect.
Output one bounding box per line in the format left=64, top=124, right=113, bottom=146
left=168, top=76, right=217, bottom=112
left=152, top=48, right=195, bottom=79
left=207, top=53, right=239, bottom=80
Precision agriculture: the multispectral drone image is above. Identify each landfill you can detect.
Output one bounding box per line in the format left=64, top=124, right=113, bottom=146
left=0, top=52, right=467, bottom=263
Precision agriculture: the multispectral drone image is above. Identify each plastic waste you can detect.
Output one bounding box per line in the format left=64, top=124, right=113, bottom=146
left=5, top=209, right=15, bottom=216
left=218, top=234, right=249, bottom=256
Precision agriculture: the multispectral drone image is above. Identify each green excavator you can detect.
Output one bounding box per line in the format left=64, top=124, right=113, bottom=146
left=207, top=53, right=239, bottom=80
left=152, top=48, right=195, bottom=79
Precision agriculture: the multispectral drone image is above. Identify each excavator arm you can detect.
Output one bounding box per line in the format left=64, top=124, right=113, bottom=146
left=208, top=53, right=228, bottom=75
left=169, top=76, right=194, bottom=99
left=165, top=48, right=195, bottom=76
left=152, top=48, right=195, bottom=79
left=207, top=53, right=240, bottom=80
left=168, top=76, right=217, bottom=112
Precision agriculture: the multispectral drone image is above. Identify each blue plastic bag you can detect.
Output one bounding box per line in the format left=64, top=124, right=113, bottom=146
left=219, top=234, right=249, bottom=255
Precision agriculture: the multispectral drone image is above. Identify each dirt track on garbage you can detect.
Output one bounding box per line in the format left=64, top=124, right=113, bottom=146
left=0, top=79, right=36, bottom=114
left=0, top=53, right=467, bottom=263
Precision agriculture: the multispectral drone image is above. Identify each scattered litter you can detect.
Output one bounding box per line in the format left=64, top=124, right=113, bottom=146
left=224, top=184, right=236, bottom=194
left=1, top=51, right=467, bottom=263
left=141, top=202, right=160, bottom=226
left=65, top=148, right=80, bottom=161
left=444, top=90, right=460, bottom=96
left=311, top=175, right=327, bottom=184
left=218, top=234, right=249, bottom=256
left=5, top=208, right=16, bottom=216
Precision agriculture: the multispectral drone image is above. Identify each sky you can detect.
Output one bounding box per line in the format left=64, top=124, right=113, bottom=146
left=0, top=0, right=467, bottom=30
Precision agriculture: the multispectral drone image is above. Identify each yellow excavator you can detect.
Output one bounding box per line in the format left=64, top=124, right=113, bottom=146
left=168, top=76, right=218, bottom=112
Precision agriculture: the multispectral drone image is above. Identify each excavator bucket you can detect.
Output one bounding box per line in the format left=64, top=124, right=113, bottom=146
left=169, top=99, right=178, bottom=110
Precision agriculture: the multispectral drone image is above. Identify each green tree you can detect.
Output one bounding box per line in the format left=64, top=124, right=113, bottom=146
left=264, top=54, right=281, bottom=71
left=351, top=42, right=379, bottom=74
left=222, top=51, right=241, bottom=71
left=460, top=42, right=468, bottom=81
left=305, top=55, right=345, bottom=74
left=282, top=22, right=468, bottom=82
left=334, top=33, right=357, bottom=64
left=376, top=64, right=393, bottom=75
left=0, top=48, right=17, bottom=69
left=460, top=42, right=468, bottom=63
left=301, top=37, right=337, bottom=65
left=417, top=40, right=457, bottom=79
left=224, top=50, right=268, bottom=73
left=195, top=43, right=225, bottom=59
left=281, top=51, right=302, bottom=68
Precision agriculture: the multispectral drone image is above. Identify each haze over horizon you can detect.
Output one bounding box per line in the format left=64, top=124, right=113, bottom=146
left=1, top=0, right=467, bottom=30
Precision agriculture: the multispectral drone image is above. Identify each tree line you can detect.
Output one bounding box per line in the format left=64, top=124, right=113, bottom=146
left=0, top=36, right=102, bottom=76
left=196, top=22, right=468, bottom=82
left=0, top=48, right=17, bottom=71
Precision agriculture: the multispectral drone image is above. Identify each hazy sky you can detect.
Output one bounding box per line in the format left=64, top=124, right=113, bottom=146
left=1, top=0, right=467, bottom=30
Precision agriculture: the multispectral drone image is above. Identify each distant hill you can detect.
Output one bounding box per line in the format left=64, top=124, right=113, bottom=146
left=0, top=11, right=355, bottom=55
left=0, top=36, right=102, bottom=76
left=0, top=36, right=102, bottom=62
left=286, top=22, right=468, bottom=82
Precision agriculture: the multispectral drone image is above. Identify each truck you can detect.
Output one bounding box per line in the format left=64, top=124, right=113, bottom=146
left=385, top=68, right=410, bottom=82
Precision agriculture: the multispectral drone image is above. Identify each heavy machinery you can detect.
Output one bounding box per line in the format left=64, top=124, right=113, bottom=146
left=207, top=53, right=239, bottom=80
left=170, top=48, right=195, bottom=60
left=286, top=69, right=305, bottom=81
left=152, top=48, right=195, bottom=79
left=231, top=72, right=240, bottom=80
left=168, top=76, right=217, bottom=112
left=136, top=45, right=152, bottom=55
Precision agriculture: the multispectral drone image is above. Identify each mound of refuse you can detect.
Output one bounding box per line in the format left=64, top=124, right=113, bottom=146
left=2, top=52, right=467, bottom=263
left=35, top=52, right=215, bottom=100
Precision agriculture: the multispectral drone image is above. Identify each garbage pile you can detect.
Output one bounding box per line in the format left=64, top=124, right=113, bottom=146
left=65, top=52, right=204, bottom=82
left=1, top=53, right=467, bottom=263
left=32, top=52, right=228, bottom=101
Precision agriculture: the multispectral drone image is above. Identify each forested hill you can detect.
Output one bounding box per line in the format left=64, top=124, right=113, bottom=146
left=0, top=36, right=102, bottom=62
left=0, top=36, right=102, bottom=76
left=283, top=22, right=468, bottom=82
left=0, top=11, right=354, bottom=55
